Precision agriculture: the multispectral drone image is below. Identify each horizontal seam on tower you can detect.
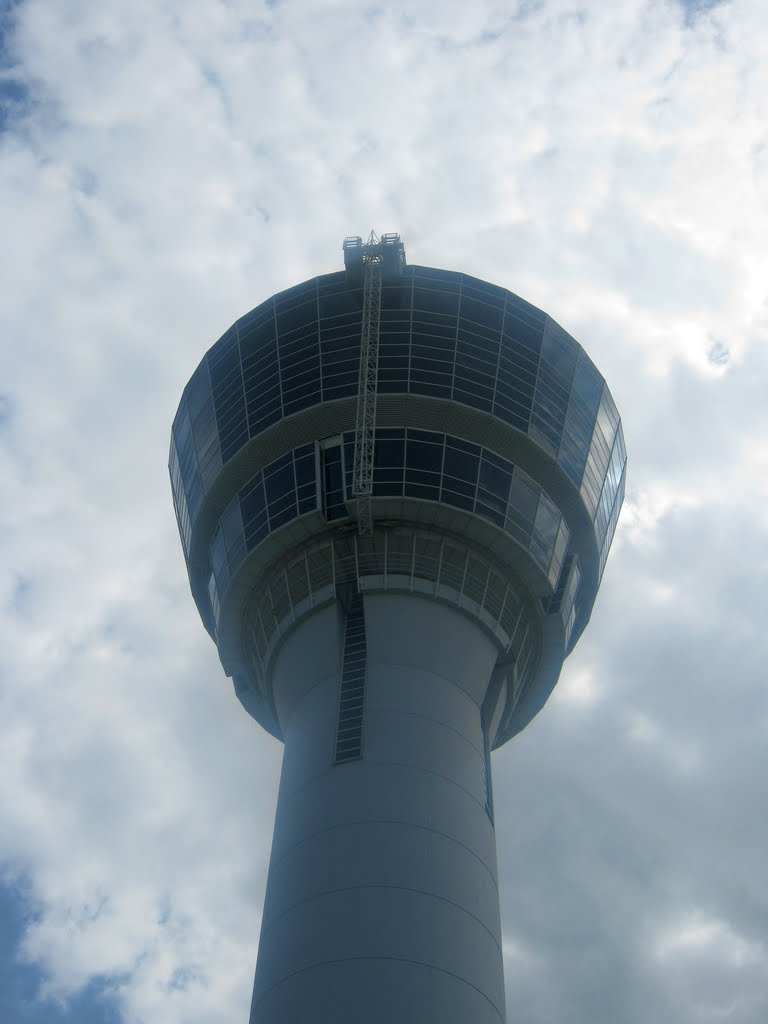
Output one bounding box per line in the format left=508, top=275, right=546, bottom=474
left=366, top=705, right=485, bottom=757
left=251, top=954, right=505, bottom=1023
left=277, top=754, right=488, bottom=817
left=361, top=757, right=488, bottom=813
left=259, top=883, right=503, bottom=956
left=364, top=660, right=484, bottom=713
left=268, top=818, right=499, bottom=891
left=280, top=658, right=484, bottom=736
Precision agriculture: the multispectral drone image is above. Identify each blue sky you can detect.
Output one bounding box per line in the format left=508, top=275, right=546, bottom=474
left=0, top=879, right=120, bottom=1022
left=1, top=0, right=767, bottom=1022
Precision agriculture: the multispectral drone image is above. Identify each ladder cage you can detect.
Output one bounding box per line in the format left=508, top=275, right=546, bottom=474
left=349, top=232, right=405, bottom=535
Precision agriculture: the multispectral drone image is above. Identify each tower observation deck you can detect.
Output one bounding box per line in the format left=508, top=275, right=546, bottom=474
left=170, top=234, right=626, bottom=1023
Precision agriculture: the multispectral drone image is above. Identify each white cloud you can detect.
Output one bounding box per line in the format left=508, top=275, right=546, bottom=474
left=654, top=913, right=761, bottom=966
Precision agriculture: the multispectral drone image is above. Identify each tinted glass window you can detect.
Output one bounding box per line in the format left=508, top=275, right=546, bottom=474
left=322, top=445, right=346, bottom=521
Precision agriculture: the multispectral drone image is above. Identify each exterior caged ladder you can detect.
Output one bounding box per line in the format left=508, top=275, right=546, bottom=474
left=343, top=231, right=406, bottom=535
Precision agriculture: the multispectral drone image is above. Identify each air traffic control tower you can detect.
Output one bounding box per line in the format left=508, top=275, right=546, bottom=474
left=170, top=233, right=626, bottom=1023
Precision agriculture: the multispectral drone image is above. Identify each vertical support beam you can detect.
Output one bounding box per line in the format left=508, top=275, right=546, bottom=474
left=352, top=240, right=383, bottom=536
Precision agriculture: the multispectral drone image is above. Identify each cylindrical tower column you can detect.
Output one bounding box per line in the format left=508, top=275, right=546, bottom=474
left=250, top=596, right=506, bottom=1024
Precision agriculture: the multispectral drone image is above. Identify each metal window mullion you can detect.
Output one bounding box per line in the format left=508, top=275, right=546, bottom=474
left=497, top=583, right=512, bottom=632
left=435, top=538, right=445, bottom=595
left=558, top=355, right=578, bottom=463
left=450, top=277, right=463, bottom=402
left=492, top=293, right=507, bottom=412
left=480, top=563, right=491, bottom=610
left=267, top=581, right=279, bottom=630
left=272, top=297, right=285, bottom=419
left=509, top=600, right=526, bottom=655
left=234, top=320, right=249, bottom=440
left=459, top=548, right=470, bottom=607
left=518, top=629, right=534, bottom=681
left=284, top=567, right=295, bottom=622
left=304, top=551, right=314, bottom=608
left=256, top=603, right=269, bottom=659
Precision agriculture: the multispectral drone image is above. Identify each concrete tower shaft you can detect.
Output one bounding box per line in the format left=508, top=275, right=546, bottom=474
left=256, top=597, right=506, bottom=1021
left=170, top=235, right=626, bottom=1023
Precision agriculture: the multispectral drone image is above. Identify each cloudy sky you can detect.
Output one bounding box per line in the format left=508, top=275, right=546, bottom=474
left=1, top=0, right=767, bottom=1021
